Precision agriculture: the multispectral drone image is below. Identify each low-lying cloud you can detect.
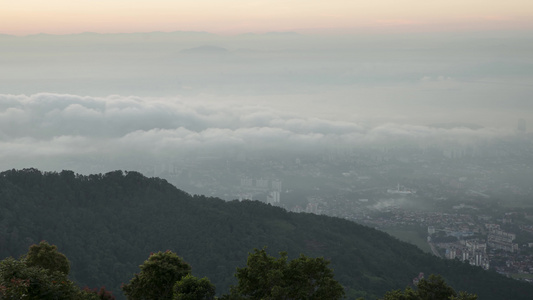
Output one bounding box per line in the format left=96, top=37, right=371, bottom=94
left=0, top=93, right=516, bottom=173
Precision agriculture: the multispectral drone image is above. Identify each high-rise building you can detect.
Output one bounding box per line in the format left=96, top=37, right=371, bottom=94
left=271, top=180, right=282, bottom=192
left=428, top=226, right=436, bottom=235
left=267, top=191, right=280, bottom=205
left=445, top=247, right=457, bottom=259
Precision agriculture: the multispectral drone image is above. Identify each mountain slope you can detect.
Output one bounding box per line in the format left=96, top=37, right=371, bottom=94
left=0, top=168, right=531, bottom=299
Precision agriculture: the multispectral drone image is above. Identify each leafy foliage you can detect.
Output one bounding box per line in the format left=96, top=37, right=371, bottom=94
left=24, top=241, right=70, bottom=275
left=0, top=243, right=95, bottom=299
left=416, top=275, right=457, bottom=300
left=122, top=251, right=192, bottom=300
left=173, top=274, right=216, bottom=300
left=0, top=243, right=479, bottom=300
left=83, top=286, right=117, bottom=300
left=229, top=248, right=344, bottom=300
left=381, top=275, right=477, bottom=300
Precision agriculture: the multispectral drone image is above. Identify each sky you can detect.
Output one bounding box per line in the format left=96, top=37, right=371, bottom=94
left=2, top=0, right=533, bottom=35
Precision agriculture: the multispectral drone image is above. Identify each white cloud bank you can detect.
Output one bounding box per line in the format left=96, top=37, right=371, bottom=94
left=0, top=93, right=515, bottom=173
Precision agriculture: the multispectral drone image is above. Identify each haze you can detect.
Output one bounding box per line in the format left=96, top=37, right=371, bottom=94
left=0, top=1, right=532, bottom=179
left=2, top=31, right=533, bottom=173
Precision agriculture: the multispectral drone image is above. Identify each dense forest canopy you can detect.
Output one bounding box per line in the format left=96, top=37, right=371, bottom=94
left=0, top=241, right=476, bottom=300
left=0, top=168, right=532, bottom=299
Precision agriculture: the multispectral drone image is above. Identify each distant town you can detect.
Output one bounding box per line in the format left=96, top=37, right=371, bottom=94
left=135, top=130, right=533, bottom=284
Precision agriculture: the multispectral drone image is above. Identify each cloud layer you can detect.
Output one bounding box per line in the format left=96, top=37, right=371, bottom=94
left=0, top=93, right=514, bottom=173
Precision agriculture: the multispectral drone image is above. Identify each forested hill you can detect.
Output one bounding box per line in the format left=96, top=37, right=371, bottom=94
left=1, top=168, right=532, bottom=299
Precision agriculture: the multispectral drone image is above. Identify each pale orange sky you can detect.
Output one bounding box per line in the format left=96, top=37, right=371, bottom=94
left=2, top=0, right=533, bottom=35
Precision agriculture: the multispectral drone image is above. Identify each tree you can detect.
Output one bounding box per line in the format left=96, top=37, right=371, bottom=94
left=122, top=250, right=192, bottom=300
left=380, top=274, right=477, bottom=300
left=228, top=248, right=345, bottom=300
left=0, top=243, right=96, bottom=300
left=381, top=287, right=417, bottom=300
left=24, top=241, right=70, bottom=275
left=450, top=292, right=478, bottom=300
left=82, top=286, right=117, bottom=300
left=173, top=274, right=216, bottom=300
left=416, top=274, right=457, bottom=300
left=0, top=257, right=78, bottom=299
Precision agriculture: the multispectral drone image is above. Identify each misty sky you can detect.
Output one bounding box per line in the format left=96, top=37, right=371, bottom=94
left=1, top=2, right=532, bottom=174
left=2, top=0, right=533, bottom=35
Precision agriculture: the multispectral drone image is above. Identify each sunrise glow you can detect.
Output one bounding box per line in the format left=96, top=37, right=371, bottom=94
left=2, top=0, right=533, bottom=35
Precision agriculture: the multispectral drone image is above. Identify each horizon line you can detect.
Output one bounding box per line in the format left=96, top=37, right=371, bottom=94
left=2, top=25, right=533, bottom=38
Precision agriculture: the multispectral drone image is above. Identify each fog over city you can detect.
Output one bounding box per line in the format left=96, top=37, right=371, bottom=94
left=0, top=91, right=522, bottom=173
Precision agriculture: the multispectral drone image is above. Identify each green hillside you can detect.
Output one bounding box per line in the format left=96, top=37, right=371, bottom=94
left=0, top=168, right=531, bottom=299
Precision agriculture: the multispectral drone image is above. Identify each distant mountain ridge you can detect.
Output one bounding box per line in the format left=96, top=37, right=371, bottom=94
left=180, top=45, right=229, bottom=54
left=0, top=168, right=531, bottom=299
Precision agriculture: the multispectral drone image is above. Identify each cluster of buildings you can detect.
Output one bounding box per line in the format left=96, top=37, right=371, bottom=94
left=431, top=223, right=525, bottom=275
left=433, top=222, right=519, bottom=268
left=443, top=239, right=490, bottom=270
left=487, top=226, right=518, bottom=253
left=238, top=177, right=282, bottom=205
left=311, top=187, right=532, bottom=278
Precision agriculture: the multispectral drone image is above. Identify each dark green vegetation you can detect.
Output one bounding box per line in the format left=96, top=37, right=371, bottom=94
left=224, top=248, right=344, bottom=300
left=122, top=251, right=192, bottom=300
left=381, top=274, right=477, bottom=300
left=1, top=168, right=532, bottom=299
left=121, top=248, right=342, bottom=300
left=1, top=241, right=340, bottom=300
left=0, top=241, right=114, bottom=299
left=0, top=242, right=468, bottom=300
